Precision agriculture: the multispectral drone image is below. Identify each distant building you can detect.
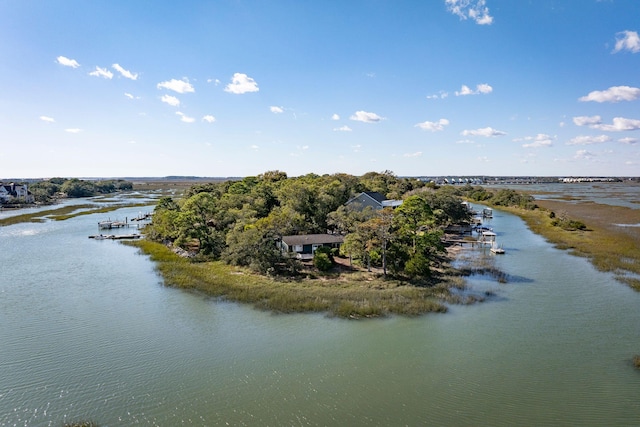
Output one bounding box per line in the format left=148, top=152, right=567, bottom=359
left=0, top=183, right=34, bottom=203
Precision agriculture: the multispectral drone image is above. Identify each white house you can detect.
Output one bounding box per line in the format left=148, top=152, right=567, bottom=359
left=0, top=183, right=34, bottom=203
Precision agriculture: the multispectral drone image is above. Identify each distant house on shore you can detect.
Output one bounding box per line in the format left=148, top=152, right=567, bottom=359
left=345, top=191, right=402, bottom=211
left=278, top=234, right=344, bottom=260
left=0, top=183, right=34, bottom=203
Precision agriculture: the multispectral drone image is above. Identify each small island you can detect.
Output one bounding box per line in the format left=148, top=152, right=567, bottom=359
left=133, top=171, right=535, bottom=318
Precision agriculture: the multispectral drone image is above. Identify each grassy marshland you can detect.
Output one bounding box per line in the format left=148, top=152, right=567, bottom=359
left=499, top=200, right=640, bottom=291
left=0, top=204, right=94, bottom=226
left=0, top=202, right=154, bottom=226
left=48, top=202, right=153, bottom=221
left=127, top=239, right=477, bottom=318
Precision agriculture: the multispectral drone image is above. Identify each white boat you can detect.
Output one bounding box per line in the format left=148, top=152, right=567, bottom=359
left=490, top=241, right=505, bottom=254
left=482, top=207, right=493, bottom=218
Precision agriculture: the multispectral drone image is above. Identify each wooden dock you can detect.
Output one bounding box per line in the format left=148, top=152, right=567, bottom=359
left=89, top=234, right=142, bottom=240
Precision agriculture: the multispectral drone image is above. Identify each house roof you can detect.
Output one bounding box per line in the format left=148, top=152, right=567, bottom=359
left=363, top=191, right=386, bottom=203
left=345, top=191, right=403, bottom=209
left=281, top=234, right=344, bottom=246
left=345, top=191, right=386, bottom=207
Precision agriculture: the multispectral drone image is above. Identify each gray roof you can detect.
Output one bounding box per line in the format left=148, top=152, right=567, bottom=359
left=281, top=234, right=344, bottom=246
left=363, top=191, right=386, bottom=203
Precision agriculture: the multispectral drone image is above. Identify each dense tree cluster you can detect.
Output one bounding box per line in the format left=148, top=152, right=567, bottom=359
left=146, top=171, right=474, bottom=281
left=28, top=178, right=133, bottom=202
left=458, top=186, right=537, bottom=210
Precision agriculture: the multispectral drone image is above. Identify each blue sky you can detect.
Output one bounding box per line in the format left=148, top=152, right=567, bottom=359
left=1, top=0, right=639, bottom=178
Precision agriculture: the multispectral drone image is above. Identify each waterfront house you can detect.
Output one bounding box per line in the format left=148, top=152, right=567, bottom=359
left=278, top=234, right=344, bottom=260
left=0, top=183, right=34, bottom=203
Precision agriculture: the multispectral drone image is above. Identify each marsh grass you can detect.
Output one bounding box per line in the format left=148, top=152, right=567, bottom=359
left=500, top=199, right=640, bottom=291
left=127, top=240, right=460, bottom=318
left=0, top=202, right=156, bottom=226
left=0, top=204, right=94, bottom=226
left=49, top=202, right=153, bottom=221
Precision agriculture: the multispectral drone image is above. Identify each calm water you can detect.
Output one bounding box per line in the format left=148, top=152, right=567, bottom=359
left=1, top=194, right=640, bottom=426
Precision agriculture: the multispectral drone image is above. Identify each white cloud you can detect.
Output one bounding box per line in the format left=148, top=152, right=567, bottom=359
left=202, top=115, right=216, bottom=123
left=575, top=116, right=640, bottom=131
left=65, top=128, right=82, bottom=133
left=445, top=0, right=493, bottom=25
left=157, top=78, right=195, bottom=94
left=224, top=73, right=259, bottom=94
left=579, top=86, right=640, bottom=102
left=567, top=135, right=611, bottom=145
left=404, top=151, right=423, bottom=158
left=456, top=85, right=474, bottom=96
left=270, top=106, right=284, bottom=114
left=426, top=91, right=449, bottom=99
left=476, top=83, right=493, bottom=94
left=124, top=93, right=139, bottom=100
left=56, top=56, right=80, bottom=68
left=39, top=116, right=55, bottom=123
left=613, top=30, right=640, bottom=53
left=350, top=111, right=384, bottom=123
left=175, top=112, right=195, bottom=123
left=461, top=126, right=506, bottom=137
left=595, top=117, right=640, bottom=131
left=574, top=149, right=596, bottom=160
left=331, top=114, right=340, bottom=120
left=161, top=94, right=180, bottom=107
left=619, top=137, right=638, bottom=145
left=333, top=125, right=352, bottom=132
left=251, top=144, right=259, bottom=151
left=456, top=83, right=493, bottom=96
left=521, top=133, right=554, bottom=148
left=573, top=115, right=602, bottom=126
left=112, top=64, right=138, bottom=80
left=207, top=78, right=221, bottom=85
left=415, top=118, right=450, bottom=131
left=89, top=66, right=113, bottom=79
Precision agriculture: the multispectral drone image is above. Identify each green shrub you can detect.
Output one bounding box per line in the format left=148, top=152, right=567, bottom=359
left=313, top=252, right=333, bottom=271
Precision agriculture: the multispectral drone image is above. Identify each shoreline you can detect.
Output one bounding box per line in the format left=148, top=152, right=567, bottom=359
left=127, top=239, right=487, bottom=319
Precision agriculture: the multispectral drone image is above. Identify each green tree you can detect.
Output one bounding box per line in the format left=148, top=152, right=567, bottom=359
left=313, top=246, right=333, bottom=271
left=61, top=179, right=96, bottom=197
left=175, top=192, right=224, bottom=257
left=393, top=195, right=434, bottom=253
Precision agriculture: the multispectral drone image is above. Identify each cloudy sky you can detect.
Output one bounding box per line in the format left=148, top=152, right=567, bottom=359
left=1, top=0, right=639, bottom=178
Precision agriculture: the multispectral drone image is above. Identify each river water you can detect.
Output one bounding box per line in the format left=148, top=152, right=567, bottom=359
left=1, top=193, right=639, bottom=426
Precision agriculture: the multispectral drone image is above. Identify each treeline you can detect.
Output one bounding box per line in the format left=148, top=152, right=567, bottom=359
left=145, top=171, right=486, bottom=281
left=29, top=178, right=133, bottom=202
left=459, top=186, right=537, bottom=209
